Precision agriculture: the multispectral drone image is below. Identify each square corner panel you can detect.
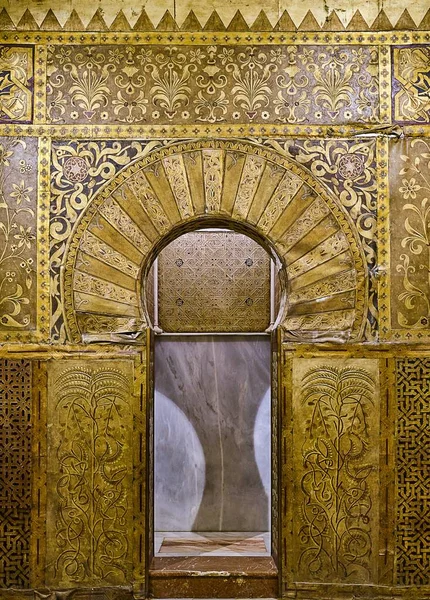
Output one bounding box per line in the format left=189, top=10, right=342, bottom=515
left=0, top=46, right=34, bottom=123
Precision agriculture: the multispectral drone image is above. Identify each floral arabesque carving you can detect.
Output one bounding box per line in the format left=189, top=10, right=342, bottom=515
left=395, top=140, right=430, bottom=329
left=298, top=365, right=376, bottom=582
left=0, top=138, right=37, bottom=332
left=46, top=45, right=379, bottom=126
left=50, top=365, right=132, bottom=585
left=267, top=138, right=377, bottom=340
left=50, top=139, right=161, bottom=341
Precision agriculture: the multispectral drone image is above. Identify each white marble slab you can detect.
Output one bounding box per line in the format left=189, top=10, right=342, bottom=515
left=154, top=335, right=271, bottom=533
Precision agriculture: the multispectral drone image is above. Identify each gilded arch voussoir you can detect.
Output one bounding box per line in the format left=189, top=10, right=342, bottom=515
left=62, top=139, right=368, bottom=343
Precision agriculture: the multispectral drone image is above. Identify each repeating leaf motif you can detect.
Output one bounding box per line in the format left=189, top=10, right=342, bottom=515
left=46, top=45, right=379, bottom=125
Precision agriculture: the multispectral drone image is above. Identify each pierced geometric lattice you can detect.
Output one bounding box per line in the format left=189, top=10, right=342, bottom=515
left=0, top=359, right=32, bottom=588
left=396, top=358, right=430, bottom=585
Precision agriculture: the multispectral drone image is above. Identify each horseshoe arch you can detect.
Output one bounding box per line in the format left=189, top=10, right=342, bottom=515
left=62, top=139, right=367, bottom=342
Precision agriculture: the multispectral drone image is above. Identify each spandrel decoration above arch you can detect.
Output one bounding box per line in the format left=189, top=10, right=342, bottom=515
left=62, top=139, right=368, bottom=343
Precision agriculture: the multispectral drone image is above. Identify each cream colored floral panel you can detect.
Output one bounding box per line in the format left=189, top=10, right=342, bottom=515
left=390, top=139, right=430, bottom=341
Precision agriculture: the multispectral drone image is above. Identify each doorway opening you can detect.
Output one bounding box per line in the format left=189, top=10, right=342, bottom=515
left=144, top=224, right=282, bottom=597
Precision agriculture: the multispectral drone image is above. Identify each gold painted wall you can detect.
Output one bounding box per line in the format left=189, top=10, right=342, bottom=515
left=0, top=2, right=430, bottom=599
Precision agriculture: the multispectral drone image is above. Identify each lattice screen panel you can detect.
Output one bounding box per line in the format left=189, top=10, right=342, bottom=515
left=0, top=359, right=32, bottom=588
left=396, top=358, right=430, bottom=585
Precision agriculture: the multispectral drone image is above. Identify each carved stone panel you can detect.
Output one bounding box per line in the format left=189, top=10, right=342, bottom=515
left=46, top=360, right=134, bottom=587
left=291, top=358, right=380, bottom=583
left=0, top=359, right=32, bottom=588
left=396, top=358, right=430, bottom=585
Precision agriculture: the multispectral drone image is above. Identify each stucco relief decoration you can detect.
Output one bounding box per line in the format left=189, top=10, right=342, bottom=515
left=0, top=359, right=32, bottom=588
left=50, top=140, right=158, bottom=341
left=393, top=46, right=430, bottom=123
left=269, top=139, right=377, bottom=338
left=47, top=361, right=134, bottom=587
left=292, top=359, right=379, bottom=584
left=0, top=46, right=33, bottom=123
left=391, top=139, right=430, bottom=336
left=0, top=137, right=37, bottom=334
left=46, top=45, right=379, bottom=126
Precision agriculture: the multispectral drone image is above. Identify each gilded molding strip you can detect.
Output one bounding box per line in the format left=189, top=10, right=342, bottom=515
left=378, top=357, right=396, bottom=585
left=379, top=43, right=392, bottom=124
left=280, top=347, right=293, bottom=591
left=133, top=352, right=147, bottom=588
left=37, top=136, right=50, bottom=343
left=0, top=124, right=430, bottom=139
left=378, top=136, right=390, bottom=341
left=34, top=45, right=47, bottom=125
left=2, top=31, right=430, bottom=46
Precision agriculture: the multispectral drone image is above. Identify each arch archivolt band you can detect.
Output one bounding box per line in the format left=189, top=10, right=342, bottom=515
left=63, top=139, right=368, bottom=342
